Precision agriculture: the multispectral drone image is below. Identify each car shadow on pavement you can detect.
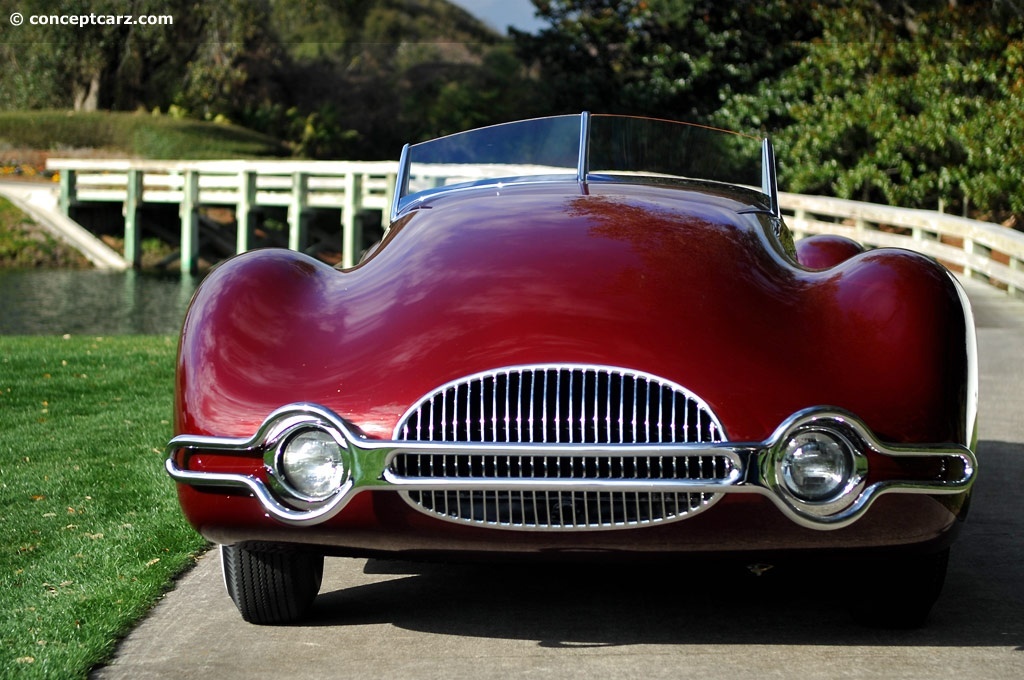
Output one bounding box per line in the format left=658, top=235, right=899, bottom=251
left=308, top=440, right=1023, bottom=650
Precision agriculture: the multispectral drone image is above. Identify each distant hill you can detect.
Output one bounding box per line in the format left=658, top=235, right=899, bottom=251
left=272, top=0, right=501, bottom=60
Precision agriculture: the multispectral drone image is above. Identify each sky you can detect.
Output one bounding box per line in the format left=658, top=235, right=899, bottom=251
left=447, top=0, right=547, bottom=34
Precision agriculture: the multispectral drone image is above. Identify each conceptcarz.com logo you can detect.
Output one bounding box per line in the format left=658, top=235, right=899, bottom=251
left=8, top=11, right=174, bottom=27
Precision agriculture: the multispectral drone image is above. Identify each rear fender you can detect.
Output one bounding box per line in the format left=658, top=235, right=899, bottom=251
left=796, top=234, right=865, bottom=269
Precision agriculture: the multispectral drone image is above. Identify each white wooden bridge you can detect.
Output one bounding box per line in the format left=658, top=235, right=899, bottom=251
left=46, top=159, right=400, bottom=273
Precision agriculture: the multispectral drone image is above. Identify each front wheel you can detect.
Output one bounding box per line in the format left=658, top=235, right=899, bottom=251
left=848, top=548, right=949, bottom=629
left=220, top=544, right=324, bottom=624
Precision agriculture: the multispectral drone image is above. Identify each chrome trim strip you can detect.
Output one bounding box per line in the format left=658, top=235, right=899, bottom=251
left=758, top=408, right=974, bottom=526
left=165, top=456, right=356, bottom=527
left=167, top=403, right=977, bottom=531
left=948, top=269, right=980, bottom=448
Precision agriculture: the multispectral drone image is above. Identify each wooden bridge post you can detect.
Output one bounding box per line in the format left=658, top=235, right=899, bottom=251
left=179, top=170, right=200, bottom=274
left=381, top=172, right=397, bottom=230
left=854, top=217, right=868, bottom=245
left=236, top=171, right=257, bottom=254
left=342, top=171, right=363, bottom=268
left=791, top=208, right=807, bottom=239
left=123, top=169, right=144, bottom=268
left=58, top=168, right=77, bottom=215
left=288, top=173, right=309, bottom=253
left=962, top=237, right=976, bottom=280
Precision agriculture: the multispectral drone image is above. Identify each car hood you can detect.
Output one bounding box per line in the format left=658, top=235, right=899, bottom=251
left=350, top=181, right=795, bottom=402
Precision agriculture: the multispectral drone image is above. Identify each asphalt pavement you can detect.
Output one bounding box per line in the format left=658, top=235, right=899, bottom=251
left=92, top=280, right=1024, bottom=680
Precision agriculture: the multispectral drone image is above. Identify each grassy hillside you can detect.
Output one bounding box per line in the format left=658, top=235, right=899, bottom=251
left=0, top=110, right=289, bottom=161
left=0, top=197, right=90, bottom=268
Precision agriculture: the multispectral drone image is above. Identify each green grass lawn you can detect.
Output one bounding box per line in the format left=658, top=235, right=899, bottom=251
left=0, top=336, right=207, bottom=679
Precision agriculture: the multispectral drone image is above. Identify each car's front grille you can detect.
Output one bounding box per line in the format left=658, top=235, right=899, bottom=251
left=391, top=366, right=729, bottom=530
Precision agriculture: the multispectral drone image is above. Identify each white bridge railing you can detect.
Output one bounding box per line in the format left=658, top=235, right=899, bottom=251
left=779, top=192, right=1024, bottom=298
left=45, top=158, right=1024, bottom=298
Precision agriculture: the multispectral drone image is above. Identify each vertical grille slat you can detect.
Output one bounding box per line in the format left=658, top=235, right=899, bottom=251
left=393, top=365, right=728, bottom=531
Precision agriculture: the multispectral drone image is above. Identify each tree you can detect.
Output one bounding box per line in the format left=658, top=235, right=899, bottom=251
left=0, top=0, right=209, bottom=111
left=513, top=0, right=818, bottom=122
left=174, top=1, right=290, bottom=128
left=0, top=0, right=533, bottom=159
left=723, top=0, right=1024, bottom=220
left=262, top=0, right=535, bottom=157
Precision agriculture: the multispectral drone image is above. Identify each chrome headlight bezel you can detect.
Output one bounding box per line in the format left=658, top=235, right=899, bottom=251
left=764, top=415, right=869, bottom=518
left=262, top=415, right=350, bottom=508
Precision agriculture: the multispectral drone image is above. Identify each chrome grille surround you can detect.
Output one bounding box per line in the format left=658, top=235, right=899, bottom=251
left=391, top=365, right=730, bottom=531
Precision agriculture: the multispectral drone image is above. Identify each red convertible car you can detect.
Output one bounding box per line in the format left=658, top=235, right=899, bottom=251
left=166, top=113, right=977, bottom=627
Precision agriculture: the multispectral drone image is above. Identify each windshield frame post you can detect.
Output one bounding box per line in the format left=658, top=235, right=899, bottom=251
left=577, top=111, right=591, bottom=187
left=761, top=137, right=780, bottom=218
left=390, top=143, right=412, bottom=223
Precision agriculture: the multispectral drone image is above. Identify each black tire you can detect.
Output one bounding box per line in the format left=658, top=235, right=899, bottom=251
left=848, top=548, right=949, bottom=629
left=220, top=544, right=324, bottom=625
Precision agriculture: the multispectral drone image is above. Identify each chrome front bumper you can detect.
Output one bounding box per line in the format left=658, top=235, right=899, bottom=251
left=165, top=403, right=976, bottom=531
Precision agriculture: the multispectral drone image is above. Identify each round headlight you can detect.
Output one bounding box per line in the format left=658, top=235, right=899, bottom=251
left=280, top=429, right=345, bottom=500
left=779, top=430, right=853, bottom=502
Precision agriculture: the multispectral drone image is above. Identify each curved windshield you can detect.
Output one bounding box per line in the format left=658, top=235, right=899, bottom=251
left=394, top=113, right=774, bottom=217
left=588, top=115, right=762, bottom=186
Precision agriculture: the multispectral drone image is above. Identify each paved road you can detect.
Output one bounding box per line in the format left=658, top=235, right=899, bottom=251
left=94, top=281, right=1024, bottom=680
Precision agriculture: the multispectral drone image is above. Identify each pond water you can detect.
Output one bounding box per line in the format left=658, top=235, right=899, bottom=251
left=0, top=269, right=202, bottom=335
